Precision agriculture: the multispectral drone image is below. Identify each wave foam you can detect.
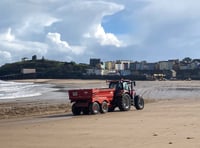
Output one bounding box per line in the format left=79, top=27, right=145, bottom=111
left=0, top=80, right=56, bottom=100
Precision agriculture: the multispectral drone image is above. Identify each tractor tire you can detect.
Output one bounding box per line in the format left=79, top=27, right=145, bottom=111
left=100, top=101, right=108, bottom=113
left=72, top=103, right=81, bottom=115
left=134, top=95, right=144, bottom=110
left=89, top=102, right=100, bottom=114
left=118, top=94, right=131, bottom=111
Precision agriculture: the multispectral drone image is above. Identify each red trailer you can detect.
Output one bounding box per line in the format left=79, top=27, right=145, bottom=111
left=68, top=80, right=144, bottom=115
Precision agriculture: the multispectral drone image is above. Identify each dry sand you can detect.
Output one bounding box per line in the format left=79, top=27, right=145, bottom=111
left=0, top=99, right=200, bottom=148
left=0, top=79, right=200, bottom=148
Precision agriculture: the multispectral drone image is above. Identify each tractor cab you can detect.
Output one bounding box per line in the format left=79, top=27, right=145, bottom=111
left=108, top=79, right=136, bottom=98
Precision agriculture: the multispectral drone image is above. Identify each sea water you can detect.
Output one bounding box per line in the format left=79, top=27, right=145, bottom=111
left=2, top=80, right=200, bottom=101
left=0, top=80, right=57, bottom=100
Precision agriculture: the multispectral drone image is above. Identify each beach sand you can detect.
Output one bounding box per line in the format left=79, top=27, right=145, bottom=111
left=0, top=79, right=200, bottom=148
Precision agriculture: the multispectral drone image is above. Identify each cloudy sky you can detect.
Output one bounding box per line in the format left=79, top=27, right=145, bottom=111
left=1, top=0, right=200, bottom=66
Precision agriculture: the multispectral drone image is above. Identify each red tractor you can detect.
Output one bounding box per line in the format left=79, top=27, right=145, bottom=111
left=68, top=80, right=144, bottom=115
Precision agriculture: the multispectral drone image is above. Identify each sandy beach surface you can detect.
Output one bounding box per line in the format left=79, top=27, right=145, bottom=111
left=0, top=79, right=200, bottom=148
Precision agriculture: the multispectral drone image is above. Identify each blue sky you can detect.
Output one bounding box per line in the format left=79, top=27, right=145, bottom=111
left=0, top=0, right=200, bottom=66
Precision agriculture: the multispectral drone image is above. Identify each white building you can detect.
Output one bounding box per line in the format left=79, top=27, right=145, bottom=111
left=21, top=69, right=36, bottom=74
left=159, top=61, right=169, bottom=70
left=115, top=60, right=132, bottom=70
left=159, top=60, right=178, bottom=70
left=115, top=63, right=124, bottom=71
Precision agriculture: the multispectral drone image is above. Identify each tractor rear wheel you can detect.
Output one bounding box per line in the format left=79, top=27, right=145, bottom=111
left=134, top=95, right=144, bottom=110
left=118, top=94, right=131, bottom=111
left=100, top=101, right=108, bottom=113
left=72, top=103, right=81, bottom=115
left=89, top=102, right=100, bottom=114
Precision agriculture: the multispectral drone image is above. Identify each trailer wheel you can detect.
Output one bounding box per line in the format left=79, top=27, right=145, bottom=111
left=89, top=102, right=100, bottom=114
left=82, top=107, right=90, bottom=115
left=134, top=95, right=144, bottom=110
left=100, top=101, right=108, bottom=113
left=72, top=103, right=81, bottom=115
left=118, top=94, right=131, bottom=111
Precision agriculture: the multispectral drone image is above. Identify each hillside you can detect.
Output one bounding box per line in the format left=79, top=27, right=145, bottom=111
left=0, top=59, right=89, bottom=79
left=1, top=59, right=200, bottom=80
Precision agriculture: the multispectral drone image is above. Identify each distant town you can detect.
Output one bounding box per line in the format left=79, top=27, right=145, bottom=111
left=0, top=56, right=200, bottom=80
left=88, top=57, right=200, bottom=80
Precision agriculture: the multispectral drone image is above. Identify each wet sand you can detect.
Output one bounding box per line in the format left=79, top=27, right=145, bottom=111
left=0, top=79, right=200, bottom=148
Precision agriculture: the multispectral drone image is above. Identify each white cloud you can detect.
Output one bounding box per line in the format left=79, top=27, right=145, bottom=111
left=0, top=28, right=15, bottom=42
left=46, top=32, right=85, bottom=55
left=95, top=24, right=123, bottom=47
left=0, top=0, right=126, bottom=65
left=53, top=0, right=125, bottom=46
left=3, top=0, right=200, bottom=65
left=46, top=32, right=71, bottom=51
left=110, top=0, right=200, bottom=60
left=17, top=14, right=61, bottom=36
left=0, top=28, right=48, bottom=62
left=85, top=24, right=123, bottom=47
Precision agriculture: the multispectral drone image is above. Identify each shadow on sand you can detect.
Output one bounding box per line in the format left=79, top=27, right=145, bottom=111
left=41, top=113, right=73, bottom=119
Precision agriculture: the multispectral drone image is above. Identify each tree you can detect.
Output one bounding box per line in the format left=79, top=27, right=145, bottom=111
left=22, top=57, right=28, bottom=61
left=182, top=57, right=192, bottom=64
